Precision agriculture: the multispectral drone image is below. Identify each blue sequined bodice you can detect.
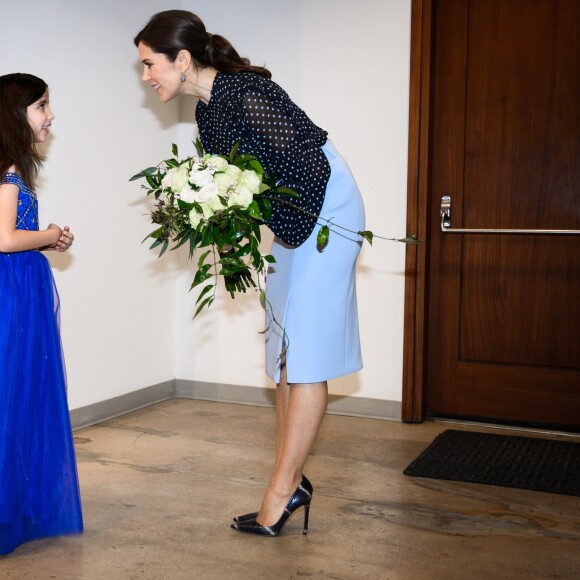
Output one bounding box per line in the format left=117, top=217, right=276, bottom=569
left=0, top=172, right=39, bottom=231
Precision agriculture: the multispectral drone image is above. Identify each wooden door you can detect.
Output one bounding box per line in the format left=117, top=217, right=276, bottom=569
left=407, top=0, right=580, bottom=429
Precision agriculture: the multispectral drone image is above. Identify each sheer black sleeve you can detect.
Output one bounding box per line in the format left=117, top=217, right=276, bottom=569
left=242, top=92, right=330, bottom=247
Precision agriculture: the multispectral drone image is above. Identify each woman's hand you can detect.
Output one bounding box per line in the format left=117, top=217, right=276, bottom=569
left=54, top=225, right=74, bottom=252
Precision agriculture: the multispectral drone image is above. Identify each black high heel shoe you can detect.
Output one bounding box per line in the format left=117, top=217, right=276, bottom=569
left=232, top=474, right=308, bottom=523
left=231, top=475, right=313, bottom=536
left=232, top=511, right=258, bottom=523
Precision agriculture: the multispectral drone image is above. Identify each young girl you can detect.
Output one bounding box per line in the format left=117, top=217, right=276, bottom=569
left=0, top=73, right=83, bottom=555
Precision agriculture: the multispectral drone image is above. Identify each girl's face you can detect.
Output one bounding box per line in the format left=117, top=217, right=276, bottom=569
left=139, top=42, right=182, bottom=103
left=26, top=90, right=54, bottom=143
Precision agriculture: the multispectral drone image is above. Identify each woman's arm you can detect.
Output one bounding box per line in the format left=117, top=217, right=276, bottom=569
left=241, top=91, right=330, bottom=247
left=0, top=181, right=62, bottom=253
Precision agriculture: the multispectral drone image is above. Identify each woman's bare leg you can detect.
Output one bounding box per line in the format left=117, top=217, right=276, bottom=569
left=274, top=365, right=290, bottom=468
left=258, top=379, right=328, bottom=525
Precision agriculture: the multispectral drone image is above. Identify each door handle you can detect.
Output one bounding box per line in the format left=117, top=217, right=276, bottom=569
left=440, top=196, right=580, bottom=234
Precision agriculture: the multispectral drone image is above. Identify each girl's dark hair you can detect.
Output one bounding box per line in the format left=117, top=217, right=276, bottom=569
left=134, top=10, right=271, bottom=79
left=0, top=73, right=48, bottom=188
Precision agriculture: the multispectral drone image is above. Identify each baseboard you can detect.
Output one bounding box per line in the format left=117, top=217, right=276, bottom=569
left=176, top=380, right=401, bottom=421
left=71, top=380, right=402, bottom=430
left=70, top=380, right=175, bottom=430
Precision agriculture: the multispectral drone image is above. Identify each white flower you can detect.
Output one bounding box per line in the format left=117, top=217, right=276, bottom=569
left=206, top=155, right=229, bottom=172
left=163, top=165, right=189, bottom=193
left=188, top=208, right=203, bottom=228
left=207, top=194, right=227, bottom=212
left=200, top=202, right=215, bottom=220
left=240, top=169, right=262, bottom=194
left=228, top=184, right=253, bottom=209
left=179, top=183, right=197, bottom=203
left=225, top=164, right=242, bottom=179
left=193, top=182, right=219, bottom=203
left=189, top=167, right=213, bottom=187
left=214, top=172, right=235, bottom=195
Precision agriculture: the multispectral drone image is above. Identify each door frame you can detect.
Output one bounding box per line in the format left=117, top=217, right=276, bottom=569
left=402, top=0, right=435, bottom=422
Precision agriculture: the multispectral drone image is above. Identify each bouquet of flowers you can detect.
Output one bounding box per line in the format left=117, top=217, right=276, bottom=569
left=130, top=141, right=419, bottom=316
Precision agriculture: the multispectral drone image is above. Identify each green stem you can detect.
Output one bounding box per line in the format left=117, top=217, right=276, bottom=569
left=262, top=194, right=420, bottom=244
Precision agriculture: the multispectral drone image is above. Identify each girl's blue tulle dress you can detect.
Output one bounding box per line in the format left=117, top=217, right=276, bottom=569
left=0, top=172, right=83, bottom=556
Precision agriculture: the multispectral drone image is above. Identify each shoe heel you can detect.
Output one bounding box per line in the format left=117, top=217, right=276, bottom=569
left=303, top=503, right=310, bottom=535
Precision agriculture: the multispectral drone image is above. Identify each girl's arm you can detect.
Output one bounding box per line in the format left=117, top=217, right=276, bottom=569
left=0, top=181, right=62, bottom=253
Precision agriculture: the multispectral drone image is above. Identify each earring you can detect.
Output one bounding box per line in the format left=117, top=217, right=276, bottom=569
left=180, top=73, right=186, bottom=82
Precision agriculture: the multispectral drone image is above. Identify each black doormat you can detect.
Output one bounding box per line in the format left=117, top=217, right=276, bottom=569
left=403, top=429, right=580, bottom=496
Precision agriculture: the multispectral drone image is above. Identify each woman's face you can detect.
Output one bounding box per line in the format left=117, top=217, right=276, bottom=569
left=139, top=42, right=182, bottom=103
left=26, top=90, right=54, bottom=143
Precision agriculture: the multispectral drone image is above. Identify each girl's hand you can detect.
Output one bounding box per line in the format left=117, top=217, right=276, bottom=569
left=55, top=225, right=74, bottom=252
left=47, top=223, right=63, bottom=247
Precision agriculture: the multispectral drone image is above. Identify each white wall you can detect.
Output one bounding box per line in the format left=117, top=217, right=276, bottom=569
left=175, top=0, right=412, bottom=402
left=1, top=0, right=178, bottom=409
left=1, top=0, right=412, bottom=409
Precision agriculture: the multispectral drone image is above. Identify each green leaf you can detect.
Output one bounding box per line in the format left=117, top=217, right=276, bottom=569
left=271, top=186, right=300, bottom=197
left=146, top=227, right=166, bottom=241
left=177, top=199, right=194, bottom=211
left=194, top=295, right=214, bottom=318
left=172, top=228, right=195, bottom=250
left=259, top=290, right=266, bottom=310
left=172, top=143, right=178, bottom=156
left=195, top=283, right=213, bottom=305
left=158, top=239, right=169, bottom=258
left=145, top=175, right=159, bottom=189
left=129, top=166, right=158, bottom=181
left=317, top=225, right=330, bottom=251
left=234, top=243, right=251, bottom=258
left=229, top=142, right=240, bottom=162
left=192, top=264, right=212, bottom=288
left=248, top=159, right=264, bottom=174
left=233, top=153, right=258, bottom=165
left=197, top=249, right=211, bottom=268
left=194, top=138, right=204, bottom=157
left=247, top=200, right=264, bottom=221
left=359, top=230, right=374, bottom=245
left=397, top=234, right=423, bottom=245
left=263, top=254, right=276, bottom=263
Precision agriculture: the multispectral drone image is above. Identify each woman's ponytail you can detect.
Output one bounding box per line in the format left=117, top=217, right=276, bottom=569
left=134, top=11, right=271, bottom=79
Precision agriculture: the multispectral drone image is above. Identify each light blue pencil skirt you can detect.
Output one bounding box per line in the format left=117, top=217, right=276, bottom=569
left=265, top=140, right=366, bottom=384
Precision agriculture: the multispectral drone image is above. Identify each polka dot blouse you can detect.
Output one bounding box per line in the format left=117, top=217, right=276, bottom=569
left=196, top=71, right=331, bottom=247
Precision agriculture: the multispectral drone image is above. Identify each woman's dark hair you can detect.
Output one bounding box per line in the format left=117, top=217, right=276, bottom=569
left=0, top=73, right=48, bottom=188
left=134, top=10, right=271, bottom=79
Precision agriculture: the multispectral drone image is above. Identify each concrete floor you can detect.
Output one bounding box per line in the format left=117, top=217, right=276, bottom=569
left=1, top=398, right=579, bottom=579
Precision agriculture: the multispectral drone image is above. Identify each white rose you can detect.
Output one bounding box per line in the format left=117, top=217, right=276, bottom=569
left=240, top=169, right=262, bottom=194
left=189, top=167, right=213, bottom=187
left=228, top=184, right=254, bottom=209
left=193, top=182, right=219, bottom=203
left=208, top=193, right=227, bottom=212
left=189, top=208, right=203, bottom=228
left=214, top=172, right=235, bottom=195
left=166, top=165, right=189, bottom=193
left=225, top=165, right=242, bottom=180
left=206, top=155, right=229, bottom=172
left=200, top=202, right=215, bottom=220
left=179, top=183, right=197, bottom=203
left=161, top=172, right=172, bottom=189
